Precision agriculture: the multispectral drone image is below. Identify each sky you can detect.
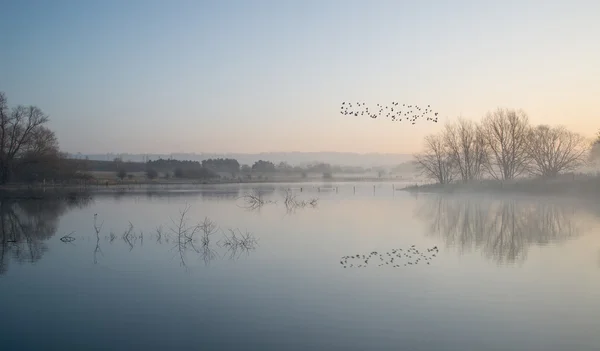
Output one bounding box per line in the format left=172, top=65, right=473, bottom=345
left=1, top=0, right=599, bottom=155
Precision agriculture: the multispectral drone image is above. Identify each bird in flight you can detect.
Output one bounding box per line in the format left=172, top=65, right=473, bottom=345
left=340, top=101, right=440, bottom=124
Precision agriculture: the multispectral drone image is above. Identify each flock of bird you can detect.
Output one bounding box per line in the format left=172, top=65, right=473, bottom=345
left=340, top=102, right=439, bottom=124
left=340, top=245, right=439, bottom=268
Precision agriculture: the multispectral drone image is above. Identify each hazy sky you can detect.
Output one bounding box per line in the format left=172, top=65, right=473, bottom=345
left=1, top=0, right=599, bottom=154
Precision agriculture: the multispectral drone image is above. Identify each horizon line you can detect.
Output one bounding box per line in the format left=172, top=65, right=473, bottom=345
left=67, top=151, right=416, bottom=156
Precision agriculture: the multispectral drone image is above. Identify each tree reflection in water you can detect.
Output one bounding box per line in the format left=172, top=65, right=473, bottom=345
left=415, top=195, right=581, bottom=264
left=0, top=196, right=92, bottom=274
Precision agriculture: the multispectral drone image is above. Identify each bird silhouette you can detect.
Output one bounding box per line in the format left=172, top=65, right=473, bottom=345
left=340, top=102, right=439, bottom=124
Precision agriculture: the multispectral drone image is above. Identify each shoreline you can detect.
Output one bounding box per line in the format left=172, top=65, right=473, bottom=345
left=0, top=177, right=419, bottom=199
left=398, top=175, right=600, bottom=198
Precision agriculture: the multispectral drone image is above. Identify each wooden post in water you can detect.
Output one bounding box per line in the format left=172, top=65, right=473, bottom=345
left=353, top=186, right=356, bottom=194
left=373, top=185, right=376, bottom=195
left=300, top=187, right=303, bottom=192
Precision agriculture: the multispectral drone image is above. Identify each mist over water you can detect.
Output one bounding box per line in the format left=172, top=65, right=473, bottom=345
left=1, top=183, right=599, bottom=351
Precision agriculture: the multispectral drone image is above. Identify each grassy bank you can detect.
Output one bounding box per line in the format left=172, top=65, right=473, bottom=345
left=400, top=173, right=600, bottom=198
left=0, top=174, right=415, bottom=189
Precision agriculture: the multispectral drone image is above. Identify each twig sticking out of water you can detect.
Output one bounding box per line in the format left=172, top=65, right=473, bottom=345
left=200, top=217, right=218, bottom=247
left=219, top=228, right=259, bottom=259
left=93, top=214, right=104, bottom=263
left=200, top=244, right=218, bottom=266
left=93, top=214, right=104, bottom=236
left=282, top=189, right=319, bottom=213
left=156, top=225, right=164, bottom=243
left=60, top=231, right=76, bottom=243
left=169, top=204, right=220, bottom=267
left=238, top=189, right=276, bottom=210
left=123, top=222, right=135, bottom=251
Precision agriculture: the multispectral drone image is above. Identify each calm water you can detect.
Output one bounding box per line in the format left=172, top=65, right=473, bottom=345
left=1, top=182, right=599, bottom=351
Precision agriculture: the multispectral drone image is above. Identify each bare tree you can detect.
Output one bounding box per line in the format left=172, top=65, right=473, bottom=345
left=117, top=169, right=127, bottom=180
left=413, top=133, right=455, bottom=184
left=479, top=108, right=531, bottom=180
left=525, top=125, right=590, bottom=177
left=590, top=129, right=600, bottom=164
left=0, top=92, right=51, bottom=184
left=443, top=118, right=487, bottom=182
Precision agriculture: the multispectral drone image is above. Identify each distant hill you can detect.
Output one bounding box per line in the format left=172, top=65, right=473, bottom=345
left=73, top=152, right=414, bottom=168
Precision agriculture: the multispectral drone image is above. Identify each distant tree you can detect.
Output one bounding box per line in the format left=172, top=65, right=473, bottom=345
left=182, top=168, right=219, bottom=180
left=117, top=169, right=127, bottom=180
left=241, top=164, right=252, bottom=173
left=277, top=161, right=293, bottom=173
left=202, top=158, right=240, bottom=176
left=252, top=160, right=276, bottom=173
left=443, top=118, right=487, bottom=182
left=306, top=163, right=332, bottom=174
left=591, top=129, right=600, bottom=164
left=480, top=108, right=530, bottom=180
left=146, top=168, right=158, bottom=180
left=292, top=166, right=304, bottom=174
left=525, top=125, right=589, bottom=177
left=413, top=133, right=455, bottom=184
left=174, top=167, right=184, bottom=178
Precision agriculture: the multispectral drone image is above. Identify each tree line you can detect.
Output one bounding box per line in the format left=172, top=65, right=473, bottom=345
left=414, top=108, right=597, bottom=184
left=2, top=91, right=387, bottom=184
left=141, top=159, right=364, bottom=180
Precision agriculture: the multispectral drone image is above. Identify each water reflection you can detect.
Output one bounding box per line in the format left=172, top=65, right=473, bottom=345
left=237, top=187, right=320, bottom=215
left=416, top=195, right=581, bottom=264
left=89, top=209, right=259, bottom=269
left=0, top=196, right=92, bottom=274
left=340, top=245, right=440, bottom=268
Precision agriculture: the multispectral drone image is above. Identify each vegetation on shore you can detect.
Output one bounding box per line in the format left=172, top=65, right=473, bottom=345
left=401, top=173, right=600, bottom=197
left=1, top=91, right=414, bottom=187
left=408, top=107, right=600, bottom=195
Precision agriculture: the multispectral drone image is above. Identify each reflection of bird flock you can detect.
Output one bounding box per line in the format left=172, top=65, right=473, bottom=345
left=340, top=245, right=439, bottom=268
left=340, top=102, right=439, bottom=124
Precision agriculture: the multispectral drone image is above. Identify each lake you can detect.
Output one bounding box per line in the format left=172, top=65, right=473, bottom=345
left=1, top=182, right=599, bottom=351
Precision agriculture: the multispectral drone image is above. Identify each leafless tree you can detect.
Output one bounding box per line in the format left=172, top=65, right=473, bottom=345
left=0, top=92, right=51, bottom=184
left=413, top=133, right=455, bottom=184
left=443, top=118, right=487, bottom=182
left=480, top=108, right=531, bottom=180
left=590, top=129, right=600, bottom=165
left=525, top=125, right=590, bottom=177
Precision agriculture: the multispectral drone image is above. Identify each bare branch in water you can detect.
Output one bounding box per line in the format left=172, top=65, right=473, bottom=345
left=218, top=228, right=259, bottom=259
left=93, top=215, right=103, bottom=264
left=59, top=231, right=76, bottom=243
left=122, top=222, right=135, bottom=251
left=93, top=214, right=104, bottom=236
left=155, top=225, right=164, bottom=244
left=282, top=188, right=319, bottom=213
left=237, top=189, right=276, bottom=210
